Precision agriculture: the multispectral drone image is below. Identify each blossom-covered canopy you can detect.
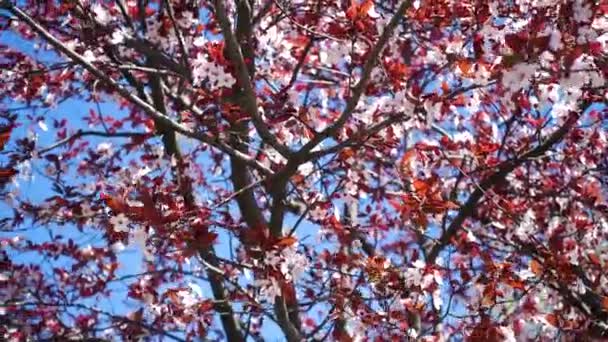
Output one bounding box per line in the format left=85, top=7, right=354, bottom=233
left=0, top=0, right=606, bottom=341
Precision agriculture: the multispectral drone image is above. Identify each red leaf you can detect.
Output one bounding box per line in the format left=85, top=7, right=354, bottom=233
left=443, top=201, right=459, bottom=209
left=0, top=168, right=17, bottom=184
left=198, top=231, right=218, bottom=247
left=240, top=225, right=271, bottom=247
left=588, top=252, right=601, bottom=266
left=346, top=2, right=359, bottom=19
left=504, top=33, right=527, bottom=53
left=524, top=116, right=546, bottom=128
left=602, top=296, right=608, bottom=311
left=545, top=313, right=558, bottom=327
left=507, top=278, right=526, bottom=291
left=346, top=0, right=373, bottom=20
left=138, top=189, right=162, bottom=223
left=338, top=147, right=356, bottom=161
left=359, top=0, right=373, bottom=15
left=412, top=211, right=428, bottom=229
left=275, top=236, right=298, bottom=248
left=101, top=193, right=127, bottom=214
left=457, top=59, right=473, bottom=76
left=441, top=81, right=450, bottom=93
left=166, top=289, right=181, bottom=304
left=185, top=231, right=218, bottom=257
left=128, top=308, right=144, bottom=322
left=388, top=196, right=401, bottom=208
left=589, top=41, right=603, bottom=56
left=0, top=127, right=11, bottom=151
left=412, top=179, right=430, bottom=194
left=530, top=259, right=543, bottom=276
left=399, top=149, right=417, bottom=177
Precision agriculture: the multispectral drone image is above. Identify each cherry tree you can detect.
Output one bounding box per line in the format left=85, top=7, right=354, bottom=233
left=0, top=0, right=607, bottom=340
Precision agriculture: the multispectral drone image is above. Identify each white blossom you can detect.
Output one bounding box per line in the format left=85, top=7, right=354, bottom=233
left=111, top=241, right=126, bottom=253
left=37, top=120, right=48, bottom=132
left=297, top=162, right=315, bottom=177
left=110, top=28, right=130, bottom=45
left=177, top=289, right=198, bottom=308
left=515, top=210, right=536, bottom=241
left=82, top=50, right=96, bottom=63
left=432, top=288, right=443, bottom=310
left=549, top=30, right=562, bottom=51
left=110, top=213, right=129, bottom=232
left=255, top=278, right=282, bottom=303
left=281, top=246, right=309, bottom=281
left=177, top=11, right=196, bottom=28
left=501, top=63, right=537, bottom=94
left=192, top=53, right=236, bottom=90
left=193, top=36, right=207, bottom=47
left=309, top=204, right=327, bottom=221
left=265, top=245, right=309, bottom=282
left=96, top=142, right=112, bottom=154
left=91, top=4, right=111, bottom=25
left=573, top=1, right=593, bottom=23
left=319, top=40, right=351, bottom=66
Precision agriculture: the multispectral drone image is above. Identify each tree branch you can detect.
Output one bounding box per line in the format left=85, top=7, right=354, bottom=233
left=212, top=0, right=291, bottom=157
left=145, top=29, right=245, bottom=340
left=3, top=2, right=272, bottom=173
left=37, top=130, right=149, bottom=155
left=294, top=0, right=413, bottom=156
left=262, top=0, right=414, bottom=231
left=426, top=112, right=580, bottom=264
left=123, top=37, right=189, bottom=77
left=222, top=1, right=305, bottom=339
left=2, top=2, right=272, bottom=175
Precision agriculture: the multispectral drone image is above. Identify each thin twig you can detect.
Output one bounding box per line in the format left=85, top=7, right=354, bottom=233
left=210, top=178, right=265, bottom=209
left=164, top=0, right=192, bottom=82
left=37, top=130, right=148, bottom=155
